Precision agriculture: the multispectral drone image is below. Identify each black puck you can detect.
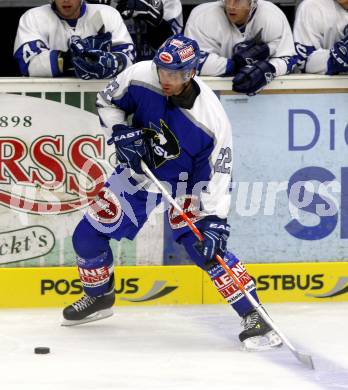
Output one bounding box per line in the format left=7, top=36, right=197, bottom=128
left=34, top=347, right=50, bottom=354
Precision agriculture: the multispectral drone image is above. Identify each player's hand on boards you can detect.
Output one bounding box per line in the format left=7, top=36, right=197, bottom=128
left=328, top=33, right=348, bottom=74
left=116, top=0, right=163, bottom=27
left=72, top=50, right=125, bottom=79
left=194, top=217, right=230, bottom=264
left=70, top=32, right=112, bottom=57
left=232, top=61, right=275, bottom=96
left=233, top=39, right=270, bottom=70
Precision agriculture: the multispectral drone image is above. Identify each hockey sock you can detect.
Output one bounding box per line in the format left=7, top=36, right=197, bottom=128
left=206, top=251, right=260, bottom=317
left=179, top=232, right=260, bottom=316
left=77, top=249, right=114, bottom=297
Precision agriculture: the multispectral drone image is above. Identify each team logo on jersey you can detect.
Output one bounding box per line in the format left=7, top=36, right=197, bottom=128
left=159, top=52, right=173, bottom=64
left=143, top=120, right=180, bottom=168
left=178, top=45, right=195, bottom=63
left=87, top=187, right=123, bottom=224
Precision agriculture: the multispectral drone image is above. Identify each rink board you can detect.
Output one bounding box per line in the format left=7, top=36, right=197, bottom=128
left=0, top=262, right=347, bottom=308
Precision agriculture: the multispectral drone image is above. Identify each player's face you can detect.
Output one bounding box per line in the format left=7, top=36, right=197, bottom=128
left=336, top=0, right=348, bottom=10
left=224, top=0, right=251, bottom=26
left=157, top=68, right=193, bottom=96
left=54, top=0, right=81, bottom=19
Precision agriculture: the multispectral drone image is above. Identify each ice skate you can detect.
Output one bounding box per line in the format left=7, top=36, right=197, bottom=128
left=239, top=309, right=282, bottom=351
left=61, top=289, right=115, bottom=326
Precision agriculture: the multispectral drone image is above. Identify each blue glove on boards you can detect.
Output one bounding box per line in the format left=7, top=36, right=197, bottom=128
left=328, top=34, right=348, bottom=74
left=72, top=50, right=124, bottom=79
left=233, top=39, right=270, bottom=69
left=232, top=61, right=276, bottom=96
left=194, top=217, right=230, bottom=264
left=69, top=33, right=126, bottom=79
left=70, top=32, right=112, bottom=55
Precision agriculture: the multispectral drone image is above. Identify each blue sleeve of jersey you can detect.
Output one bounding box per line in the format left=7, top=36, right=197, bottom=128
left=110, top=83, right=138, bottom=115
left=50, top=50, right=61, bottom=77
left=281, top=55, right=299, bottom=74
left=14, top=39, right=48, bottom=76
left=294, top=42, right=315, bottom=72
left=223, top=58, right=236, bottom=76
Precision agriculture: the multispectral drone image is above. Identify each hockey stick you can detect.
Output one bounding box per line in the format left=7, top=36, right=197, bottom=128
left=140, top=160, right=314, bottom=370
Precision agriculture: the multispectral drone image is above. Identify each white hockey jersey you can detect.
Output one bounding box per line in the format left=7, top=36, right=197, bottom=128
left=185, top=0, right=296, bottom=76
left=97, top=61, right=233, bottom=220
left=184, top=0, right=296, bottom=77
left=293, top=0, right=348, bottom=74
left=14, top=2, right=134, bottom=77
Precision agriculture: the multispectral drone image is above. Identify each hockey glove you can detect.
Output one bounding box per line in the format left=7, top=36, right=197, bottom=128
left=193, top=217, right=230, bottom=265
left=233, top=39, right=270, bottom=70
left=70, top=32, right=112, bottom=56
left=328, top=34, right=348, bottom=74
left=72, top=50, right=126, bottom=79
left=116, top=0, right=163, bottom=27
left=107, top=124, right=152, bottom=174
left=232, top=61, right=276, bottom=96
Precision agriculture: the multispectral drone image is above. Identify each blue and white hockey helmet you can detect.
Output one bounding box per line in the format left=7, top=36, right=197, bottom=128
left=153, top=34, right=200, bottom=73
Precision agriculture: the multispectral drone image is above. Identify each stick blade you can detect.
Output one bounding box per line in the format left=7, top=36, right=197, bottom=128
left=294, top=351, right=315, bottom=370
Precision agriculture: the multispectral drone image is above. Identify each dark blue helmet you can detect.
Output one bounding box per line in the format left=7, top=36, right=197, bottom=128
left=153, top=34, right=200, bottom=72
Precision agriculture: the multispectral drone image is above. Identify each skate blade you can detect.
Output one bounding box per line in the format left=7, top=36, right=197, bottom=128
left=242, top=330, right=283, bottom=352
left=61, top=308, right=114, bottom=327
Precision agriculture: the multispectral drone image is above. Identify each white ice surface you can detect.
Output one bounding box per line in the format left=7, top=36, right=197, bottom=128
left=0, top=303, right=347, bottom=390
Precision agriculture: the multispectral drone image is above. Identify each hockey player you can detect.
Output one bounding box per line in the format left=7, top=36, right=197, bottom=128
left=13, top=0, right=135, bottom=79
left=184, top=0, right=297, bottom=95
left=62, top=34, right=282, bottom=351
left=293, top=0, right=348, bottom=74
left=88, top=0, right=183, bottom=61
